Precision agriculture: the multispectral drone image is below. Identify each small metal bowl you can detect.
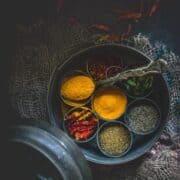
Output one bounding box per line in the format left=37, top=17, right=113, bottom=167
left=96, top=121, right=133, bottom=158
left=59, top=70, right=96, bottom=107
left=63, top=106, right=99, bottom=143
left=125, top=98, right=161, bottom=135
left=123, top=75, right=154, bottom=99
left=91, top=86, right=128, bottom=121
left=86, top=56, right=124, bottom=81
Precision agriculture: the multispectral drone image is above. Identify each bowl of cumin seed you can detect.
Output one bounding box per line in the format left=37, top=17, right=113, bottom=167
left=125, top=98, right=161, bottom=135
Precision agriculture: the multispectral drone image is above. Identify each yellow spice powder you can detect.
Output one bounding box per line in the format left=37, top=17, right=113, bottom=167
left=61, top=75, right=95, bottom=101
left=93, top=87, right=127, bottom=120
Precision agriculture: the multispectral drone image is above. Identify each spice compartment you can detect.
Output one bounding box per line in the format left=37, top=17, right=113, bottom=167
left=63, top=106, right=99, bottom=143
left=48, top=44, right=170, bottom=164
left=125, top=98, right=161, bottom=135
left=96, top=121, right=133, bottom=157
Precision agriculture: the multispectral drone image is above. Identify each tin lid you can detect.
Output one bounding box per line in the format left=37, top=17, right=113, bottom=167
left=7, top=120, right=92, bottom=180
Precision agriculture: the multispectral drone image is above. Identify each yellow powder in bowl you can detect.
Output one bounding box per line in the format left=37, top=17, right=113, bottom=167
left=60, top=75, right=95, bottom=101
left=92, top=87, right=127, bottom=120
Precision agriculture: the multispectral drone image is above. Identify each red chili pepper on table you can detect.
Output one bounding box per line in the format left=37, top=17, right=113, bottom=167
left=75, top=129, right=94, bottom=140
left=117, top=12, right=142, bottom=22
left=121, top=23, right=132, bottom=40
left=148, top=0, right=161, bottom=17
left=139, top=0, right=144, bottom=14
left=90, top=24, right=111, bottom=32
left=56, top=0, right=64, bottom=15
left=65, top=112, right=98, bottom=140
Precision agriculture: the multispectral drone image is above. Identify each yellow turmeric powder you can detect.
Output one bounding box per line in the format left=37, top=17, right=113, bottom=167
left=60, top=75, right=95, bottom=101
left=92, top=87, right=127, bottom=120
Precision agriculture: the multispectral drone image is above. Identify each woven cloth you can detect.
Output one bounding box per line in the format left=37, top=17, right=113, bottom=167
left=9, top=20, right=180, bottom=180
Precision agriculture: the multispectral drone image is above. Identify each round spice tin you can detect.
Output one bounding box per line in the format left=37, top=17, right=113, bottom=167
left=96, top=121, right=133, bottom=158
left=48, top=44, right=170, bottom=165
left=125, top=98, right=161, bottom=135
left=91, top=86, right=128, bottom=121
left=123, top=75, right=154, bottom=99
left=59, top=70, right=96, bottom=107
left=63, top=106, right=99, bottom=143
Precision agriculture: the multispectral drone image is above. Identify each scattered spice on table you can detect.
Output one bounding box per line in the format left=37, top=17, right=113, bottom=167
left=127, top=104, right=159, bottom=134
left=56, top=0, right=162, bottom=44
left=148, top=0, right=161, bottom=17
left=116, top=12, right=142, bottom=22
left=56, top=0, right=64, bottom=15
left=121, top=23, right=132, bottom=39
left=92, top=87, right=127, bottom=120
left=60, top=75, right=95, bottom=102
left=124, top=75, right=153, bottom=97
left=93, top=34, right=121, bottom=44
left=88, top=56, right=123, bottom=80
left=65, top=107, right=98, bottom=140
left=99, top=124, right=131, bottom=156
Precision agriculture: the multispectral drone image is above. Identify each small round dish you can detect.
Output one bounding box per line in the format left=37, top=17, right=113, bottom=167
left=91, top=86, right=127, bottom=121
left=59, top=70, right=96, bottom=107
left=123, top=75, right=154, bottom=99
left=63, top=106, right=99, bottom=143
left=86, top=56, right=124, bottom=81
left=125, top=98, right=161, bottom=135
left=96, top=121, right=133, bottom=158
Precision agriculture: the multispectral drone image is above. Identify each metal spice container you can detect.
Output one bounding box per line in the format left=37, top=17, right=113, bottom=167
left=126, top=98, right=161, bottom=135
left=97, top=121, right=133, bottom=157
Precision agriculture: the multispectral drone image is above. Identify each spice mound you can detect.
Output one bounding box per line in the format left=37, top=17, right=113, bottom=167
left=65, top=107, right=98, bottom=141
left=98, top=124, right=131, bottom=156
left=124, top=75, right=153, bottom=97
left=92, top=87, right=127, bottom=120
left=127, top=104, right=159, bottom=134
left=61, top=75, right=95, bottom=101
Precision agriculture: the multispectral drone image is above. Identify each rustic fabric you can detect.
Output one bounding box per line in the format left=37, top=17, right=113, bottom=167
left=9, top=19, right=180, bottom=180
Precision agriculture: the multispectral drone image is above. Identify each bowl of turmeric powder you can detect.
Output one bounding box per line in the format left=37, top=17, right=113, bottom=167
left=60, top=71, right=96, bottom=107
left=91, top=86, right=127, bottom=121
left=63, top=107, right=99, bottom=143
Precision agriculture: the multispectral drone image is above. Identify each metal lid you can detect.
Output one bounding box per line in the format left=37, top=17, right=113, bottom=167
left=7, top=120, right=92, bottom=180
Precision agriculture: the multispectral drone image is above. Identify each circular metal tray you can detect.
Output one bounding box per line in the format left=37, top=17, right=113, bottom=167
left=48, top=44, right=170, bottom=165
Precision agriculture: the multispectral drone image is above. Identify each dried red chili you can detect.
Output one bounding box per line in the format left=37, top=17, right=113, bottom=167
left=65, top=108, right=98, bottom=140
left=139, top=0, right=144, bottom=14
left=56, top=0, right=64, bottom=15
left=88, top=56, right=122, bottom=80
left=121, top=24, right=132, bottom=40
left=148, top=0, right=161, bottom=17
left=90, top=24, right=111, bottom=32
left=117, top=12, right=142, bottom=22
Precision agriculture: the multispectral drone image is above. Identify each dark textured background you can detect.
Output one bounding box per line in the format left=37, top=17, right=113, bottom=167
left=1, top=0, right=179, bottom=179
